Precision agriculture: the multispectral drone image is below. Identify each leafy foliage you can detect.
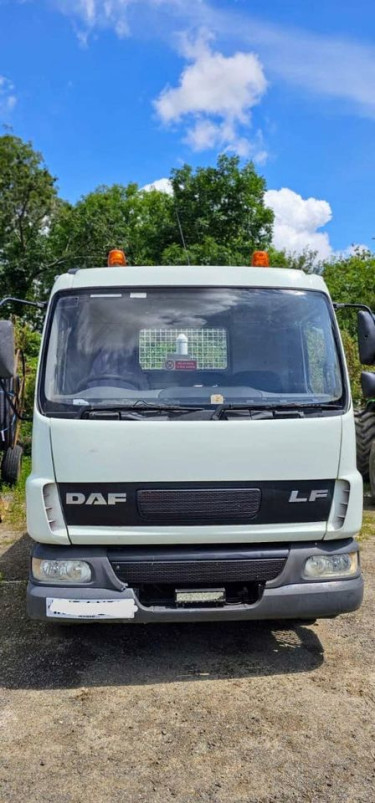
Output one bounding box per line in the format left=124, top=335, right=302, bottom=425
left=0, top=143, right=275, bottom=305
left=169, top=155, right=273, bottom=263
left=48, top=183, right=177, bottom=272
left=0, top=134, right=61, bottom=308
left=323, top=248, right=375, bottom=337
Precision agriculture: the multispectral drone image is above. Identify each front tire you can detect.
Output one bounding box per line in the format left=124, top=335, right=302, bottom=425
left=1, top=445, right=23, bottom=486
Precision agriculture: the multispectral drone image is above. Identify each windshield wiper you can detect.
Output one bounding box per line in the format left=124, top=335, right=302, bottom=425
left=211, top=402, right=343, bottom=420
left=79, top=402, right=206, bottom=419
left=79, top=400, right=343, bottom=421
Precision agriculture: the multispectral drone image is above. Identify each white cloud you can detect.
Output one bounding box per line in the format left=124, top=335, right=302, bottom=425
left=142, top=177, right=173, bottom=194
left=155, top=36, right=266, bottom=123
left=154, top=34, right=268, bottom=157
left=53, top=0, right=131, bottom=38
left=0, top=76, right=17, bottom=117
left=53, top=0, right=181, bottom=40
left=264, top=188, right=333, bottom=260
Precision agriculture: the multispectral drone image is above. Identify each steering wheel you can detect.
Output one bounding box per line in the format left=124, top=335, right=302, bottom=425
left=75, top=374, right=140, bottom=392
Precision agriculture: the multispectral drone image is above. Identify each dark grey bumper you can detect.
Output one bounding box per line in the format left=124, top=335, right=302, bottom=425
left=27, top=575, right=364, bottom=623
left=27, top=539, right=364, bottom=623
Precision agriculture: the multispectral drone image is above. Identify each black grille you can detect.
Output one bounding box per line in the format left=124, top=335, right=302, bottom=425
left=137, top=488, right=261, bottom=524
left=111, top=557, right=286, bottom=585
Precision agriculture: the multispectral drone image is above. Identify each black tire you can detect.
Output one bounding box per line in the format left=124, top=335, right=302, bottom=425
left=1, top=445, right=23, bottom=486
left=354, top=408, right=375, bottom=479
left=369, top=442, right=375, bottom=501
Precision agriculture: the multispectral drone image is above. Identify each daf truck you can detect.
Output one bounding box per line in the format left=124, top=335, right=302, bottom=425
left=3, top=250, right=371, bottom=623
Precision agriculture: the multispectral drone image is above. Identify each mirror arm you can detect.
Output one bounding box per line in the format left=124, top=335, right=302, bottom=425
left=0, top=297, right=46, bottom=311
left=333, top=302, right=374, bottom=318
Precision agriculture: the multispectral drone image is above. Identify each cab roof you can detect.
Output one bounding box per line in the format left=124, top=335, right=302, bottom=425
left=50, top=265, right=329, bottom=296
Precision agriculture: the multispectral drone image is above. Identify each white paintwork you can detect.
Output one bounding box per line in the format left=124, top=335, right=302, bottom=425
left=52, top=265, right=327, bottom=293
left=26, top=264, right=363, bottom=548
left=26, top=411, right=69, bottom=545
left=50, top=416, right=341, bottom=484
left=67, top=522, right=327, bottom=546
left=326, top=406, right=363, bottom=539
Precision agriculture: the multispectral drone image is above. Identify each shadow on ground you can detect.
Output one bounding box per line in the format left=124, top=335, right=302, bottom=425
left=0, top=533, right=324, bottom=691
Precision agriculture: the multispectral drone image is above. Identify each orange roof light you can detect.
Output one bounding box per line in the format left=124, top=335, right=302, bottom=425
left=251, top=250, right=270, bottom=267
left=108, top=249, right=127, bottom=267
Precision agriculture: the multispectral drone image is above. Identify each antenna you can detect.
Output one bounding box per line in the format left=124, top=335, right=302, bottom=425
left=175, top=205, right=190, bottom=266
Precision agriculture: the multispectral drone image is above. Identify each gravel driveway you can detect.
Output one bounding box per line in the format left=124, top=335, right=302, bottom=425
left=0, top=524, right=374, bottom=803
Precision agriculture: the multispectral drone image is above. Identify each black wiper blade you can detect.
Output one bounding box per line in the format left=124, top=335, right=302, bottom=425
left=79, top=402, right=205, bottom=419
left=211, top=402, right=343, bottom=420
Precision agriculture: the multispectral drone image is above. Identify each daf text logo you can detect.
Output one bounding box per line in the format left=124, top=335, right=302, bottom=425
left=66, top=492, right=127, bottom=506
left=289, top=489, right=329, bottom=503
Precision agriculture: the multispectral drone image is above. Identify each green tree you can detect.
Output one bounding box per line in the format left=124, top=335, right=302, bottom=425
left=169, top=154, right=273, bottom=264
left=0, top=138, right=274, bottom=305
left=48, top=182, right=176, bottom=273
left=49, top=154, right=274, bottom=273
left=321, top=248, right=375, bottom=399
left=323, top=248, right=375, bottom=337
left=268, top=246, right=322, bottom=274
left=0, top=134, right=62, bottom=306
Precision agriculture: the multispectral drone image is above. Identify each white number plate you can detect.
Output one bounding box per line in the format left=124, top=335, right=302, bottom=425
left=46, top=597, right=137, bottom=619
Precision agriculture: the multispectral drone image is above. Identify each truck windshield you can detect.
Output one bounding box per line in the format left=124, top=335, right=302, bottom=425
left=42, top=287, right=344, bottom=413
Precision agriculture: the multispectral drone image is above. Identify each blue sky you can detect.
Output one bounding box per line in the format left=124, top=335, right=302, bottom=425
left=1, top=0, right=375, bottom=258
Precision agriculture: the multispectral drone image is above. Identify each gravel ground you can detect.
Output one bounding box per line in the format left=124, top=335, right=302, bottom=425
left=0, top=525, right=375, bottom=803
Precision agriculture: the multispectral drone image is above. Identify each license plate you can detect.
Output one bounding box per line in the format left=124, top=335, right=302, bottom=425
left=175, top=589, right=226, bottom=606
left=46, top=597, right=137, bottom=619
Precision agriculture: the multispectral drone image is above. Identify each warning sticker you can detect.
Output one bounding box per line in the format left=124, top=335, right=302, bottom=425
left=175, top=360, right=197, bottom=370
left=164, top=359, right=197, bottom=371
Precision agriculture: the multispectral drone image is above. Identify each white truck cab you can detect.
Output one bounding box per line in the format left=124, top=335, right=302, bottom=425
left=24, top=257, right=366, bottom=622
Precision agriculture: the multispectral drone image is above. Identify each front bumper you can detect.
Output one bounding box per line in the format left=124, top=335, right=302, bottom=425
left=27, top=539, right=364, bottom=623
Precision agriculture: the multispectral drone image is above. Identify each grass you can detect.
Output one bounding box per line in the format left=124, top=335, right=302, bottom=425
left=0, top=455, right=31, bottom=530
left=358, top=509, right=375, bottom=542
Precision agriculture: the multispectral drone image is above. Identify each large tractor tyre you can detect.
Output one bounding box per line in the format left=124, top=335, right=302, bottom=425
left=1, top=445, right=23, bottom=486
left=354, top=408, right=375, bottom=479
left=369, top=442, right=375, bottom=502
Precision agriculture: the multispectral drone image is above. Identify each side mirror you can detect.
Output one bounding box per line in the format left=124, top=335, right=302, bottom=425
left=358, top=310, right=375, bottom=364
left=361, top=371, right=375, bottom=399
left=0, top=319, right=15, bottom=378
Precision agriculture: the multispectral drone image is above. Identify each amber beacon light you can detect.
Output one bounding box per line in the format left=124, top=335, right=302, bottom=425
left=107, top=249, right=127, bottom=267
left=251, top=251, right=270, bottom=267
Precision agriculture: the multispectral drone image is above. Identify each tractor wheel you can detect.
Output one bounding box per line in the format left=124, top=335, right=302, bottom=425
left=369, top=442, right=375, bottom=501
left=1, top=445, right=23, bottom=486
left=354, top=408, right=375, bottom=479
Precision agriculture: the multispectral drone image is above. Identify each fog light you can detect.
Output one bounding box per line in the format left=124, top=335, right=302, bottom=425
left=304, top=552, right=358, bottom=580
left=32, top=558, right=92, bottom=584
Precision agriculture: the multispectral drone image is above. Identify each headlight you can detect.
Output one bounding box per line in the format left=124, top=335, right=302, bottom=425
left=304, top=552, right=358, bottom=580
left=32, top=558, right=92, bottom=584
